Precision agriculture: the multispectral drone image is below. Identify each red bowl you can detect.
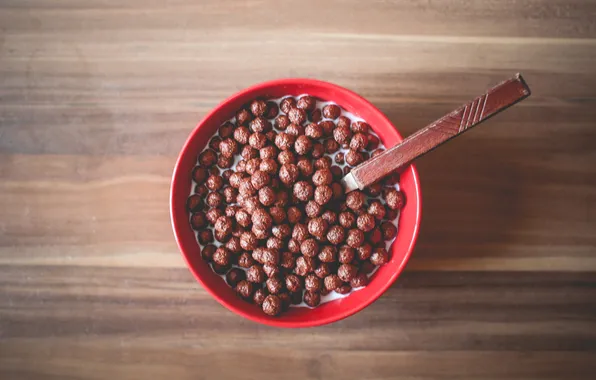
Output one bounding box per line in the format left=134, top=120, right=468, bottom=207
left=170, top=79, right=422, bottom=327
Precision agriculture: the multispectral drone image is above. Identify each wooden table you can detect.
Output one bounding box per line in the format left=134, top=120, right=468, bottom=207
left=1, top=1, right=595, bottom=379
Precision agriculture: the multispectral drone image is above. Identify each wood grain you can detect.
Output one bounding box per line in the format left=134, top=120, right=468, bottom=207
left=1, top=1, right=595, bottom=379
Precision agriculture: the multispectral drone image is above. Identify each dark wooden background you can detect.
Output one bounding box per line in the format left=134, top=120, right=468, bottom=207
left=1, top=1, right=595, bottom=379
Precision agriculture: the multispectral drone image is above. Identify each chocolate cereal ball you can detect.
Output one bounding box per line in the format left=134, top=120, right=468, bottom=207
left=311, top=142, right=325, bottom=159
left=292, top=223, right=309, bottom=243
left=272, top=224, right=291, bottom=240
left=297, top=95, right=316, bottom=112
left=233, top=125, right=250, bottom=145
left=286, top=123, right=305, bottom=137
left=219, top=122, right=234, bottom=139
left=322, top=104, right=341, bottom=119
left=326, top=225, right=346, bottom=245
left=213, top=247, right=232, bottom=266
left=296, top=158, right=314, bottom=177
left=262, top=294, right=282, bottom=316
left=198, top=149, right=217, bottom=167
left=280, top=251, right=296, bottom=270
left=336, top=283, right=352, bottom=295
left=266, top=237, right=284, bottom=251
left=310, top=108, right=322, bottom=123
left=229, top=230, right=244, bottom=245
left=336, top=115, right=351, bottom=129
left=351, top=121, right=370, bottom=134
left=305, top=200, right=322, bottom=218
left=305, top=123, right=324, bottom=139
left=319, top=121, right=335, bottom=136
left=350, top=133, right=368, bottom=152
left=235, top=209, right=251, bottom=227
left=275, top=132, right=294, bottom=151
left=324, top=138, right=340, bottom=154
left=266, top=275, right=284, bottom=294
left=279, top=163, right=299, bottom=185
left=384, top=189, right=405, bottom=210
left=324, top=274, right=342, bottom=291
left=345, top=149, right=363, bottom=166
left=229, top=172, right=245, bottom=189
left=357, top=213, right=376, bottom=232
left=304, top=291, right=321, bottom=307
left=346, top=191, right=365, bottom=211
left=246, top=265, right=266, bottom=283
left=190, top=212, right=208, bottom=230
left=280, top=97, right=296, bottom=114
left=248, top=132, right=267, bottom=150
left=269, top=206, right=286, bottom=224
left=235, top=280, right=254, bottom=300
left=260, top=145, right=278, bottom=160
left=338, top=245, right=355, bottom=264
left=308, top=217, right=329, bottom=238
left=226, top=268, right=246, bottom=287
left=294, top=135, right=313, bottom=155
left=314, top=263, right=331, bottom=279
left=318, top=245, right=337, bottom=263
left=266, top=101, right=279, bottom=118
left=337, top=263, right=358, bottom=282
left=209, top=136, right=222, bottom=152
left=346, top=229, right=365, bottom=248
left=321, top=210, right=338, bottom=225
left=217, top=155, right=233, bottom=169
left=293, top=181, right=314, bottom=202
left=223, top=185, right=238, bottom=203
left=192, top=166, right=208, bottom=184
left=252, top=208, right=272, bottom=230
left=294, top=256, right=316, bottom=276
left=314, top=186, right=333, bottom=205
left=312, top=169, right=332, bottom=186
left=278, top=150, right=296, bottom=165
left=241, top=145, right=258, bottom=160
left=206, top=192, right=223, bottom=208
left=259, top=158, right=278, bottom=174
left=285, top=274, right=303, bottom=293
left=368, top=227, right=383, bottom=246
left=287, top=238, right=300, bottom=254
left=333, top=125, right=352, bottom=145
left=251, top=170, right=270, bottom=190
left=368, top=200, right=386, bottom=220
left=238, top=252, right=255, bottom=268
left=370, top=247, right=389, bottom=265
left=201, top=244, right=216, bottom=262
left=351, top=273, right=369, bottom=288
left=250, top=99, right=268, bottom=117
left=214, top=216, right=233, bottom=237
left=300, top=238, right=319, bottom=257
left=206, top=175, right=224, bottom=191
left=236, top=108, right=253, bottom=126
left=275, top=115, right=290, bottom=130
left=253, top=288, right=268, bottom=306
left=331, top=182, right=344, bottom=200
left=304, top=274, right=322, bottom=292
left=206, top=208, right=224, bottom=225
left=381, top=221, right=398, bottom=240
left=287, top=207, right=303, bottom=225
left=334, top=152, right=345, bottom=165
left=314, top=156, right=332, bottom=170
left=239, top=231, right=258, bottom=251
left=219, top=138, right=238, bottom=158
left=263, top=262, right=281, bottom=278
left=288, top=107, right=307, bottom=125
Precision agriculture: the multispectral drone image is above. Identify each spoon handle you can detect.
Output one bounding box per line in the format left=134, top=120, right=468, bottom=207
left=343, top=73, right=531, bottom=192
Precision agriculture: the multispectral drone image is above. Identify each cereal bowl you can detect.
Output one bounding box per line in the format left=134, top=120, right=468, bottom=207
left=170, top=79, right=422, bottom=327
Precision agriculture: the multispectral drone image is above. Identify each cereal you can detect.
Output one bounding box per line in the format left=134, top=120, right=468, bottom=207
left=262, top=294, right=282, bottom=316
left=322, top=104, right=341, bottom=119
left=246, top=265, right=266, bottom=283
left=304, top=291, right=321, bottom=307
left=187, top=94, right=403, bottom=317
left=226, top=268, right=246, bottom=287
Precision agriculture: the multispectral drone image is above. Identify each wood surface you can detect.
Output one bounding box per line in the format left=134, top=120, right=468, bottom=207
left=349, top=75, right=531, bottom=190
left=1, top=1, right=595, bottom=379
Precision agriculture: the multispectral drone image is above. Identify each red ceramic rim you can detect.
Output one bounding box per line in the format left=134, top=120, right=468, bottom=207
left=170, top=78, right=422, bottom=327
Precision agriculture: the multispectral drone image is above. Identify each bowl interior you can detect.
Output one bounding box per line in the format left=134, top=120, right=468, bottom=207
left=170, top=79, right=421, bottom=327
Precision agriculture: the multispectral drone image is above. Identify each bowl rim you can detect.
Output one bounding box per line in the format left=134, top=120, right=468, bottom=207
left=170, top=78, right=422, bottom=327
